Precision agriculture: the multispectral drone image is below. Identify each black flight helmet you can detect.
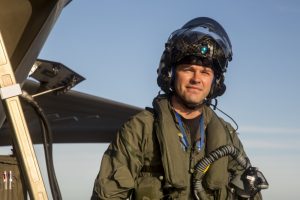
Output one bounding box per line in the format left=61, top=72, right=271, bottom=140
left=157, top=17, right=233, bottom=99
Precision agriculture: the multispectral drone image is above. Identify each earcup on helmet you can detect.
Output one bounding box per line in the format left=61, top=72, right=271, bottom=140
left=209, top=75, right=226, bottom=99
left=215, top=81, right=226, bottom=97
left=157, top=45, right=173, bottom=94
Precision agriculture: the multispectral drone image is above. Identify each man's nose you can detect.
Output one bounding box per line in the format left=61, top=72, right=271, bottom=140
left=191, top=71, right=202, bottom=83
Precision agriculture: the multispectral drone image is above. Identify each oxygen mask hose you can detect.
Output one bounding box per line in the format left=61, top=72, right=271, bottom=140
left=192, top=145, right=268, bottom=200
left=21, top=91, right=62, bottom=200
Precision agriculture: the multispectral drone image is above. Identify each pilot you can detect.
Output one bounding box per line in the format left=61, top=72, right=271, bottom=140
left=91, top=17, right=267, bottom=200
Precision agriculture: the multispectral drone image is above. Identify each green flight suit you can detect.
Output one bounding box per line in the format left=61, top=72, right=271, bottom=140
left=91, top=95, right=262, bottom=200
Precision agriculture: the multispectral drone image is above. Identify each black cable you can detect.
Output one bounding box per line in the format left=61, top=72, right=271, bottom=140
left=21, top=91, right=62, bottom=200
left=193, top=145, right=250, bottom=200
left=207, top=99, right=239, bottom=132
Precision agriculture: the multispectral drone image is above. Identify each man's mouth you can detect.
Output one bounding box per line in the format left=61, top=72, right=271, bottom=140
left=186, top=86, right=202, bottom=91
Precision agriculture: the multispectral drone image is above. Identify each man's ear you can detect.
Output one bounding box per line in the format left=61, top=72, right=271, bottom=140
left=209, top=74, right=226, bottom=99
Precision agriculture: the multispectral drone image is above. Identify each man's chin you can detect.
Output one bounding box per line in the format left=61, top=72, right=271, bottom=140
left=185, top=98, right=205, bottom=105
left=174, top=94, right=206, bottom=108
left=183, top=99, right=205, bottom=107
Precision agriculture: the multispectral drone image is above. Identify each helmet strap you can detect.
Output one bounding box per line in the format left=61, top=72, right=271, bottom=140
left=173, top=93, right=205, bottom=111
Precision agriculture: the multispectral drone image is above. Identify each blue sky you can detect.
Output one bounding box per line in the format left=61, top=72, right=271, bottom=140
left=42, top=1, right=300, bottom=199
left=2, top=0, right=300, bottom=199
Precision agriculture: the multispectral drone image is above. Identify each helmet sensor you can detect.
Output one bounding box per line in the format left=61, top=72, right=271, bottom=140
left=200, top=45, right=209, bottom=56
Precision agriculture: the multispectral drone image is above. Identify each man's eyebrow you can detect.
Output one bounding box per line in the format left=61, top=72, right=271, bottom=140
left=203, top=67, right=213, bottom=71
left=176, top=64, right=190, bottom=70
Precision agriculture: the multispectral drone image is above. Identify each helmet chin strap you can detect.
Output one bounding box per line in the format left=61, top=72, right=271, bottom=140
left=174, top=93, right=205, bottom=111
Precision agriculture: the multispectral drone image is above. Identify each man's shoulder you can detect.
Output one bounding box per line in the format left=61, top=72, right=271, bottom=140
left=134, top=107, right=155, bottom=121
left=117, top=108, right=156, bottom=142
left=203, top=105, right=237, bottom=133
left=123, top=108, right=155, bottom=129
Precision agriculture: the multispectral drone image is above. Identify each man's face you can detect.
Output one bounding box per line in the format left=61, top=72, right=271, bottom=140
left=174, top=64, right=214, bottom=105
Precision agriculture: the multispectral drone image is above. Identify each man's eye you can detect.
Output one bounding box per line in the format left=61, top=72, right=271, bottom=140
left=201, top=69, right=212, bottom=75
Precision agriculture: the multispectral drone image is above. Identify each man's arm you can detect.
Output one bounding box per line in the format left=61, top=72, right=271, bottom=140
left=91, top=111, right=152, bottom=199
left=223, top=121, right=266, bottom=200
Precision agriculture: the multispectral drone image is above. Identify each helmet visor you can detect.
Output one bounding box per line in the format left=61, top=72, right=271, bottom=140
left=169, top=26, right=232, bottom=61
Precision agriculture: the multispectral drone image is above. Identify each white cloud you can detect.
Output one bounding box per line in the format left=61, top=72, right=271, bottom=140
left=237, top=125, right=300, bottom=151
left=243, top=139, right=300, bottom=151
left=239, top=125, right=300, bottom=135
